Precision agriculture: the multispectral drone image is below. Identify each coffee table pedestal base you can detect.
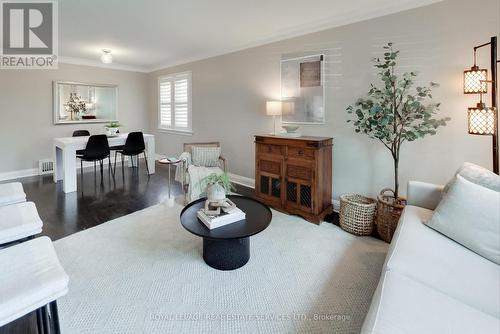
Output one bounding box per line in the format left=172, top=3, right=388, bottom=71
left=203, top=237, right=249, bottom=270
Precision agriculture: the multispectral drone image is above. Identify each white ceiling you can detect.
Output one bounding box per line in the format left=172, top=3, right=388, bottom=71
left=58, top=0, right=441, bottom=72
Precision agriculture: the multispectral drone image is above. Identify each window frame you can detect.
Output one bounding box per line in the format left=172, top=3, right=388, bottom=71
left=157, top=71, right=193, bottom=135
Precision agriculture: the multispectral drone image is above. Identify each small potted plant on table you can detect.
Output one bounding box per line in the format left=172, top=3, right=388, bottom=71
left=346, top=42, right=450, bottom=242
left=201, top=173, right=236, bottom=215
left=105, top=121, right=121, bottom=136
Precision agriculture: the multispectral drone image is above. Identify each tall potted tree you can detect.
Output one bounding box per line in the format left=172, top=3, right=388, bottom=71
left=346, top=42, right=450, bottom=242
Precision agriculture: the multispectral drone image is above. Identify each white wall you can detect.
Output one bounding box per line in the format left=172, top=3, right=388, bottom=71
left=148, top=0, right=500, bottom=199
left=0, top=63, right=148, bottom=174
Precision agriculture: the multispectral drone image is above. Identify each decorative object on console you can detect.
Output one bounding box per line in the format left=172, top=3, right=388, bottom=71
left=104, top=121, right=121, bottom=136
left=463, top=36, right=499, bottom=174
left=346, top=42, right=450, bottom=242
left=281, top=125, right=302, bottom=138
left=281, top=53, right=325, bottom=124
left=339, top=194, right=377, bottom=236
left=255, top=135, right=333, bottom=224
left=266, top=101, right=282, bottom=135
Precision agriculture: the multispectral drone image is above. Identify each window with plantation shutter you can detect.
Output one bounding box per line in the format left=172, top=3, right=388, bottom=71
left=158, top=71, right=192, bottom=133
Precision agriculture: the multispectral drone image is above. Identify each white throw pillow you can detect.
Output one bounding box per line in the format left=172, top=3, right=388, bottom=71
left=425, top=174, right=500, bottom=264
left=192, top=146, right=221, bottom=167
left=444, top=162, right=500, bottom=193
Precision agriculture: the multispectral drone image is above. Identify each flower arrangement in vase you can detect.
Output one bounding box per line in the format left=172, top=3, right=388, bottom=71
left=65, top=93, right=86, bottom=120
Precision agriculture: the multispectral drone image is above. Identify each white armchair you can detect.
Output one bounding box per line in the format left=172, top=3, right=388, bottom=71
left=175, top=142, right=227, bottom=202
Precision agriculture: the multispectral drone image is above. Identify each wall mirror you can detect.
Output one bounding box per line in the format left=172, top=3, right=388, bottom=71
left=53, top=81, right=118, bottom=124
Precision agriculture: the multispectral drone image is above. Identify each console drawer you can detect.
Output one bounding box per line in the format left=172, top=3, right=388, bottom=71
left=287, top=147, right=314, bottom=160
left=258, top=144, right=283, bottom=155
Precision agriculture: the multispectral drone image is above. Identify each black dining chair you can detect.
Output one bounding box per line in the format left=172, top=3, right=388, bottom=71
left=72, top=130, right=90, bottom=156
left=113, top=132, right=149, bottom=175
left=77, top=135, right=113, bottom=180
left=72, top=130, right=90, bottom=137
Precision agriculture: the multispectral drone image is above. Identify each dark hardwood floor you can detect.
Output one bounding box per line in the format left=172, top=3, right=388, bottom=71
left=0, top=160, right=337, bottom=333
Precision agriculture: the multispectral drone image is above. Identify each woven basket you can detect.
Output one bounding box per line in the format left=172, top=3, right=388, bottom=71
left=339, top=194, right=377, bottom=236
left=375, top=188, right=407, bottom=243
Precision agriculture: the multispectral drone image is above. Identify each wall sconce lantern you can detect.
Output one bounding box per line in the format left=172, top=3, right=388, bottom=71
left=463, top=36, right=499, bottom=174
left=463, top=65, right=488, bottom=94
left=468, top=103, right=496, bottom=135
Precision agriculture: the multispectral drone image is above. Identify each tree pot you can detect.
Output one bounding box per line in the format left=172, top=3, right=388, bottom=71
left=375, top=188, right=407, bottom=243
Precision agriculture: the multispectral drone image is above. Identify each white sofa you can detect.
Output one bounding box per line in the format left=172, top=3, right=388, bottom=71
left=361, top=181, right=500, bottom=334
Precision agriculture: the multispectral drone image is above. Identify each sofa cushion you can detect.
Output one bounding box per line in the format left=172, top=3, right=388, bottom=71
left=0, top=202, right=43, bottom=244
left=385, top=205, right=500, bottom=317
left=444, top=162, right=500, bottom=193
left=0, top=182, right=26, bottom=207
left=426, top=175, right=500, bottom=264
left=361, top=271, right=499, bottom=334
left=0, top=236, right=69, bottom=326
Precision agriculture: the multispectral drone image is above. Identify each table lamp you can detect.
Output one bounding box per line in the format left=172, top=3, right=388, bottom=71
left=266, top=101, right=282, bottom=135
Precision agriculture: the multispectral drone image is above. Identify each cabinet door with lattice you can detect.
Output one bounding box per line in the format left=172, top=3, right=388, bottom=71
left=256, top=157, right=283, bottom=207
left=285, top=162, right=314, bottom=213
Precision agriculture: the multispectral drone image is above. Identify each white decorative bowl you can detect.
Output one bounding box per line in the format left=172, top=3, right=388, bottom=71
left=282, top=125, right=300, bottom=133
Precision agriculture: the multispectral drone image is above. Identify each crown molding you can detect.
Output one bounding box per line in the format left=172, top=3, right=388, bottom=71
left=147, top=0, right=442, bottom=72
left=58, top=56, right=149, bottom=73
left=57, top=0, right=441, bottom=74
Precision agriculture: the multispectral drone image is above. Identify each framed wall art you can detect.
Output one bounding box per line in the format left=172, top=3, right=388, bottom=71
left=281, top=53, right=325, bottom=124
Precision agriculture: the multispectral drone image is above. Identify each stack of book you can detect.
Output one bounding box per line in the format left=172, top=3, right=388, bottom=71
left=197, top=206, right=246, bottom=230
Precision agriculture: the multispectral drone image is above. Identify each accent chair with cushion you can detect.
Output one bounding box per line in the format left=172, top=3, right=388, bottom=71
left=175, top=142, right=227, bottom=202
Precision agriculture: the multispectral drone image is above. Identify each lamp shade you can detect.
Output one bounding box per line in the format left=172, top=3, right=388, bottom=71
left=281, top=100, right=295, bottom=115
left=468, top=103, right=496, bottom=135
left=463, top=66, right=487, bottom=94
left=266, top=101, right=282, bottom=116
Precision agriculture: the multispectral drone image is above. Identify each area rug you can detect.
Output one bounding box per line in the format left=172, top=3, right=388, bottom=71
left=54, top=199, right=388, bottom=334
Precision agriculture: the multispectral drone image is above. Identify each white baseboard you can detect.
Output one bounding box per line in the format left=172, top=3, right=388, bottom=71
left=0, top=155, right=153, bottom=182
left=228, top=173, right=255, bottom=188
left=0, top=168, right=39, bottom=182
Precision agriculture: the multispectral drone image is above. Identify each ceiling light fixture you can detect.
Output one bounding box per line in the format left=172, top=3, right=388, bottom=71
left=100, top=49, right=112, bottom=64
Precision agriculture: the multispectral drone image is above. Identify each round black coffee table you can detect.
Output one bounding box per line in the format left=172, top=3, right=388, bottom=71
left=180, top=195, right=272, bottom=270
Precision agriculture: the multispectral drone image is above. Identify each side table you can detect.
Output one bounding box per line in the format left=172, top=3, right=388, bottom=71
left=158, top=157, right=184, bottom=200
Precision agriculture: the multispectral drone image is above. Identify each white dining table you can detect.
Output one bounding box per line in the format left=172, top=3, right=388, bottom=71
left=53, top=133, right=155, bottom=193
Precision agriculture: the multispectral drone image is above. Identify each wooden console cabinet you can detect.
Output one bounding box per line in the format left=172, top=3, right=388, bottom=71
left=254, top=135, right=333, bottom=224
